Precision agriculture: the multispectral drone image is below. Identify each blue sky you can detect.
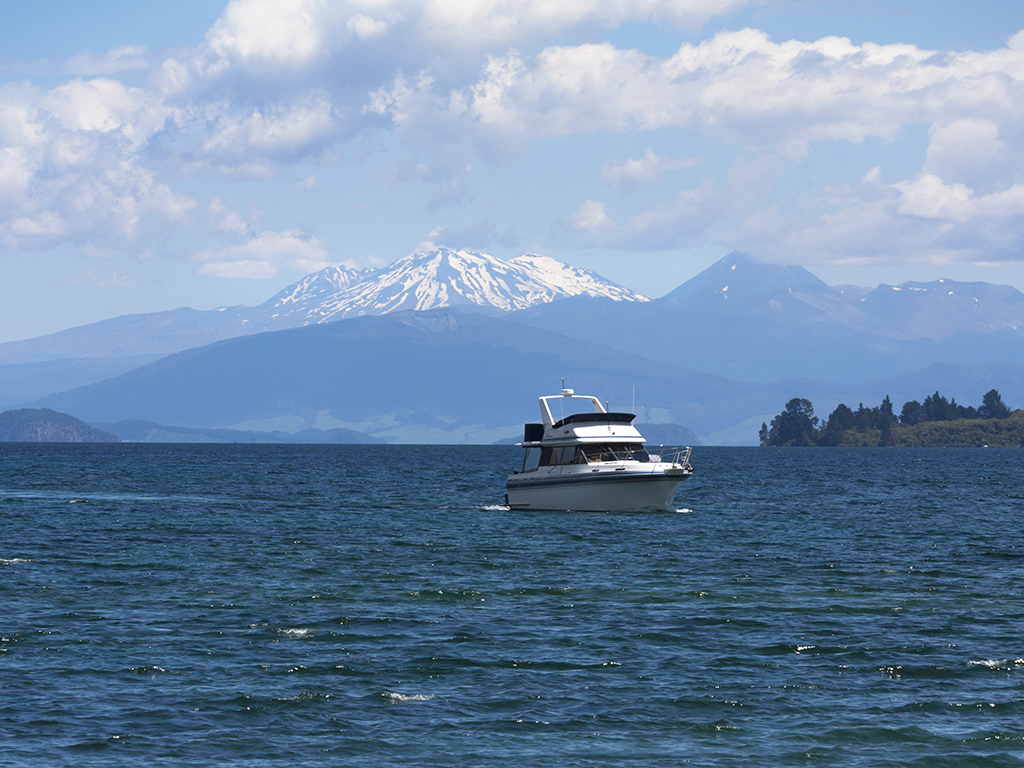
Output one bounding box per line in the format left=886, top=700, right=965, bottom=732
left=3, top=0, right=1024, bottom=342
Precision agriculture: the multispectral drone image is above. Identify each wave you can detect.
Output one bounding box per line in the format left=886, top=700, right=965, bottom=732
left=276, top=628, right=320, bottom=638
left=968, top=658, right=1024, bottom=670
left=381, top=691, right=436, bottom=703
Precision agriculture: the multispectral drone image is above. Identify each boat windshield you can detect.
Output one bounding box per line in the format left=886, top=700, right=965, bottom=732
left=581, top=444, right=650, bottom=463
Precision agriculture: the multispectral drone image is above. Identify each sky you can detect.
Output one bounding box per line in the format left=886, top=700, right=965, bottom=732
left=3, top=0, right=1024, bottom=343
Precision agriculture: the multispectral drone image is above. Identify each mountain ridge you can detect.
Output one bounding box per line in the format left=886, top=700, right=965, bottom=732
left=29, top=308, right=1024, bottom=445
left=8, top=251, right=1024, bottom=429
left=0, top=248, right=645, bottom=367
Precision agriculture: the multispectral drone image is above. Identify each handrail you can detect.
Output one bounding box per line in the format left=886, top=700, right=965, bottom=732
left=648, top=446, right=693, bottom=469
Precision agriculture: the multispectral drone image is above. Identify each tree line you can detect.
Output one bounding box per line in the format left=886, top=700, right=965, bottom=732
left=760, top=389, right=1012, bottom=447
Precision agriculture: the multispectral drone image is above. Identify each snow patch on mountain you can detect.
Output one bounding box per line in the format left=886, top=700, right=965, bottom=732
left=262, top=265, right=367, bottom=320
left=257, top=248, right=647, bottom=323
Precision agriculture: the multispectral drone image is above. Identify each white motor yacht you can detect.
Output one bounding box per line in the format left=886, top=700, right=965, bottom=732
left=505, top=388, right=693, bottom=511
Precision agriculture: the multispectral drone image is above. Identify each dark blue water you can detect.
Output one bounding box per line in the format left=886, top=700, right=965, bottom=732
left=2, top=444, right=1024, bottom=766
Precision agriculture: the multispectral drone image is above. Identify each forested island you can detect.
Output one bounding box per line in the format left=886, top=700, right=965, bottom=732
left=760, top=390, right=1024, bottom=447
left=0, top=408, right=118, bottom=443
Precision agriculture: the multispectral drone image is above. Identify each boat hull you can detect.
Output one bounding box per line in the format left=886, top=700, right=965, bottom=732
left=505, top=466, right=689, bottom=511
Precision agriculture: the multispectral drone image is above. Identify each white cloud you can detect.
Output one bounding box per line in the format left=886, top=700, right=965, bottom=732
left=208, top=198, right=253, bottom=235
left=499, top=30, right=1018, bottom=148
left=0, top=80, right=193, bottom=252
left=194, top=229, right=331, bottom=278
left=62, top=269, right=139, bottom=287
left=896, top=173, right=1024, bottom=223
left=65, top=46, right=151, bottom=76
left=203, top=0, right=325, bottom=69
left=729, top=163, right=1024, bottom=266
left=151, top=0, right=767, bottom=169
left=41, top=78, right=170, bottom=145
left=568, top=199, right=614, bottom=233
left=188, top=0, right=759, bottom=77
left=7, top=3, right=1024, bottom=273
left=199, top=94, right=338, bottom=170
left=577, top=153, right=783, bottom=250
left=895, top=174, right=976, bottom=222
left=601, top=148, right=698, bottom=188
left=347, top=14, right=389, bottom=40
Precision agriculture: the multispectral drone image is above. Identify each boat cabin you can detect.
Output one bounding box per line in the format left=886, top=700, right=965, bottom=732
left=518, top=388, right=651, bottom=473
left=521, top=442, right=652, bottom=472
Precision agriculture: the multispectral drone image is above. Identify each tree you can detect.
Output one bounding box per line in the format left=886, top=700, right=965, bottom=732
left=767, top=398, right=818, bottom=446
left=923, top=391, right=955, bottom=422
left=877, top=395, right=895, bottom=446
left=819, top=403, right=855, bottom=446
left=900, top=400, right=925, bottom=425
left=879, top=395, right=897, bottom=426
left=979, top=389, right=1011, bottom=420
left=759, top=422, right=769, bottom=445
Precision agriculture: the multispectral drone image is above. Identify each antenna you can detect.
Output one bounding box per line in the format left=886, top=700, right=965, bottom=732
left=632, top=383, right=635, bottom=414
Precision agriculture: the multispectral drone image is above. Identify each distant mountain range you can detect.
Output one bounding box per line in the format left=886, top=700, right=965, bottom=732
left=28, top=308, right=1024, bottom=446
left=35, top=309, right=746, bottom=444
left=0, top=248, right=644, bottom=367
left=0, top=248, right=646, bottom=406
left=91, top=420, right=382, bottom=444
left=510, top=253, right=1024, bottom=383
left=9, top=249, right=1024, bottom=444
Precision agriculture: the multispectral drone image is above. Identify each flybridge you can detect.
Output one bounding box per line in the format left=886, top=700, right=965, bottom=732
left=537, top=387, right=637, bottom=430
left=538, top=388, right=606, bottom=427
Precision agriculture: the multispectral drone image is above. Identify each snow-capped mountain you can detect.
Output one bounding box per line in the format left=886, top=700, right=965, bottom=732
left=0, top=249, right=644, bottom=371
left=256, top=248, right=647, bottom=322
left=258, top=265, right=369, bottom=323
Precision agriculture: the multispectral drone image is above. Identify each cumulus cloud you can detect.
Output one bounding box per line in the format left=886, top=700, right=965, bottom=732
left=194, top=229, right=331, bottom=278
left=182, top=0, right=758, bottom=79
left=6, top=2, right=1024, bottom=271
left=729, top=163, right=1024, bottom=267
left=575, top=153, right=783, bottom=249
left=208, top=198, right=254, bottom=235
left=420, top=29, right=1024, bottom=155
left=0, top=79, right=193, bottom=252
left=601, top=148, right=698, bottom=189
left=153, top=0, right=766, bottom=169
left=568, top=200, right=615, bottom=233
left=203, top=0, right=326, bottom=71
left=347, top=14, right=390, bottom=40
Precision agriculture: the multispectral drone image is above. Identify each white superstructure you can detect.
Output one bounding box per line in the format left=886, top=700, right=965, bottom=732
left=505, top=389, right=693, bottom=511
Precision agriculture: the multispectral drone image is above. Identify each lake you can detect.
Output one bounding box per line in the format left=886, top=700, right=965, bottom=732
left=2, top=444, right=1023, bottom=766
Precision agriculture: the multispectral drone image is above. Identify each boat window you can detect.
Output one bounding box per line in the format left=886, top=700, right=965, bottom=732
left=522, top=447, right=540, bottom=472
left=581, top=443, right=650, bottom=462
left=539, top=446, right=588, bottom=466
left=557, top=446, right=586, bottom=465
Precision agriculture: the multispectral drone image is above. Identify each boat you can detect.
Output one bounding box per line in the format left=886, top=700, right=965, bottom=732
left=505, top=388, right=693, bottom=511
